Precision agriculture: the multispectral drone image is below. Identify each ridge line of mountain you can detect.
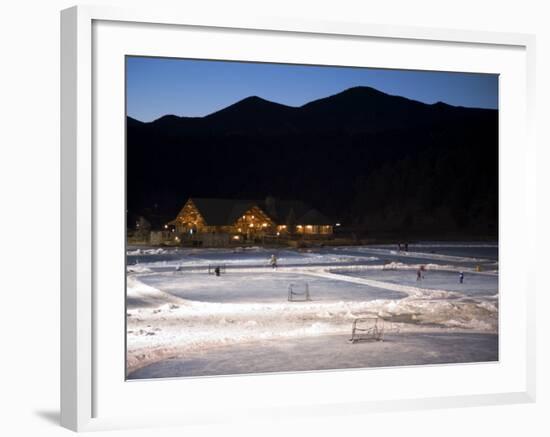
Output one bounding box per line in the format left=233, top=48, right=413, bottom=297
left=128, top=85, right=496, bottom=124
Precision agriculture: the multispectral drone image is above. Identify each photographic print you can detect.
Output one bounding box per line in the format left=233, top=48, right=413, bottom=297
left=125, top=57, right=498, bottom=379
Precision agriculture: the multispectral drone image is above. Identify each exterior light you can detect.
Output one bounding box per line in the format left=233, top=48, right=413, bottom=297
left=164, top=224, right=168, bottom=229
left=175, top=236, right=180, bottom=242
left=232, top=235, right=240, bottom=240
left=306, top=225, right=313, bottom=229
left=251, top=215, right=255, bottom=219
left=262, top=223, right=268, bottom=227
left=249, top=224, right=254, bottom=228
left=276, top=232, right=280, bottom=236
left=238, top=228, right=242, bottom=232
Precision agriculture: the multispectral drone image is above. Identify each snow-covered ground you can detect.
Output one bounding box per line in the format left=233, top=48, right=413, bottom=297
left=126, top=242, right=498, bottom=378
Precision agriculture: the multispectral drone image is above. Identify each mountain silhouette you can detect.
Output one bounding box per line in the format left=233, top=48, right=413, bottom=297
left=127, top=86, right=498, bottom=237
left=134, top=86, right=493, bottom=135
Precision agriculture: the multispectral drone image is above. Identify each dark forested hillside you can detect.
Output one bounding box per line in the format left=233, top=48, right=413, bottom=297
left=127, top=86, right=498, bottom=237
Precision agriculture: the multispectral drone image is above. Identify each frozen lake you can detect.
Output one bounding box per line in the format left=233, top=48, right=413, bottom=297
left=126, top=241, right=499, bottom=378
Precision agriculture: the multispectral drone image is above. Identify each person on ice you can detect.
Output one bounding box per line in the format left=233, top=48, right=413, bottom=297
left=459, top=271, right=464, bottom=284
left=214, top=266, right=221, bottom=277
left=270, top=254, right=278, bottom=270
left=417, top=265, right=426, bottom=281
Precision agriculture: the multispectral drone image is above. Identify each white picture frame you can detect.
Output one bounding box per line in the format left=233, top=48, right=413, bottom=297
left=60, top=5, right=536, bottom=432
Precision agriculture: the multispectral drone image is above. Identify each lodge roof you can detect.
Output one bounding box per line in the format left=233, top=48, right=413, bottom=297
left=294, top=207, right=333, bottom=225
left=181, top=197, right=332, bottom=226
left=263, top=199, right=332, bottom=225
left=189, top=198, right=258, bottom=226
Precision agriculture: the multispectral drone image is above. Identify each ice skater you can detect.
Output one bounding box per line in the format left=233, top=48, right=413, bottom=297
left=459, top=271, right=464, bottom=284
left=214, top=266, right=221, bottom=277
left=270, top=254, right=278, bottom=270
left=417, top=265, right=426, bottom=281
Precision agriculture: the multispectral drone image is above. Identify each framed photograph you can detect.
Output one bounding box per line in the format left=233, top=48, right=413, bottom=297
left=61, top=5, right=536, bottom=431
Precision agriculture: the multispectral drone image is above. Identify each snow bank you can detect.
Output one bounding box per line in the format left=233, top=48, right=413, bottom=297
left=127, top=248, right=169, bottom=256
left=127, top=275, right=188, bottom=308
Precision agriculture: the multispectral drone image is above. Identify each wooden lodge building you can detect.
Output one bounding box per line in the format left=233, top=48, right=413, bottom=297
left=165, top=197, right=333, bottom=245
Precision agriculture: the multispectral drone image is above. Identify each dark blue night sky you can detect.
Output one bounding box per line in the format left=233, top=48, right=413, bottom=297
left=126, top=56, right=498, bottom=122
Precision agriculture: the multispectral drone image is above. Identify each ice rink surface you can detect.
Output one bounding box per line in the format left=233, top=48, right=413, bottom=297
left=129, top=332, right=498, bottom=379
left=337, top=269, right=497, bottom=297
left=139, top=271, right=408, bottom=303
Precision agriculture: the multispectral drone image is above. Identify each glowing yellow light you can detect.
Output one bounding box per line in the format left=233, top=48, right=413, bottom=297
left=232, top=235, right=240, bottom=240
left=306, top=225, right=313, bottom=229
left=297, top=225, right=303, bottom=229
left=262, top=223, right=268, bottom=227
left=249, top=224, right=254, bottom=228
left=276, top=232, right=280, bottom=236
left=238, top=228, right=242, bottom=232
left=251, top=215, right=255, bottom=219
left=164, top=224, right=168, bottom=229
left=281, top=225, right=287, bottom=229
